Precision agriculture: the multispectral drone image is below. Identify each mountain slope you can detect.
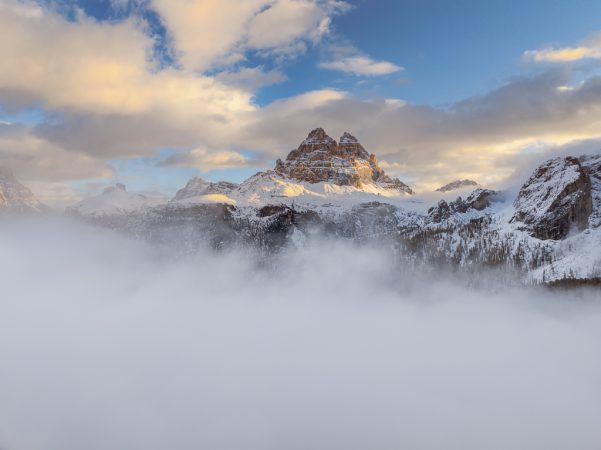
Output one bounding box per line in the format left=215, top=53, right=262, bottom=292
left=67, top=183, right=166, bottom=216
left=0, top=167, right=46, bottom=213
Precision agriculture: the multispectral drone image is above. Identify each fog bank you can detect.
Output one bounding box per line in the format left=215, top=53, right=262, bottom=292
left=1, top=219, right=600, bottom=450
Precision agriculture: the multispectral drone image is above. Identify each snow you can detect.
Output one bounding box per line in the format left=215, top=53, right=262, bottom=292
left=529, top=226, right=601, bottom=282
left=230, top=171, right=415, bottom=210
left=174, top=194, right=236, bottom=206
left=67, top=184, right=166, bottom=216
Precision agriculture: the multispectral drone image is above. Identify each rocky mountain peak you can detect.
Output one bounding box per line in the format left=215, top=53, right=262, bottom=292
left=339, top=132, right=358, bottom=144
left=274, top=128, right=413, bottom=194
left=0, top=166, right=45, bottom=212
left=511, top=156, right=593, bottom=240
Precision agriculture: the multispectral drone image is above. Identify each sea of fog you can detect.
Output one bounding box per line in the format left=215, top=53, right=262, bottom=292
left=1, top=218, right=600, bottom=450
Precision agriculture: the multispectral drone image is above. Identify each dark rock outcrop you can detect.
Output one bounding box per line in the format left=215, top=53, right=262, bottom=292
left=427, top=189, right=499, bottom=223
left=511, top=156, right=592, bottom=240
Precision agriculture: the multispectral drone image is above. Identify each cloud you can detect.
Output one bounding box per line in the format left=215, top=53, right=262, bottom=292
left=0, top=123, right=112, bottom=182
left=524, top=31, right=601, bottom=63
left=159, top=148, right=250, bottom=171
left=1, top=222, right=601, bottom=449
left=215, top=67, right=287, bottom=91
left=246, top=0, right=336, bottom=52
left=150, top=0, right=349, bottom=71
left=0, top=0, right=255, bottom=116
left=149, top=0, right=266, bottom=71
left=524, top=46, right=601, bottom=63
left=319, top=56, right=403, bottom=76
left=241, top=69, right=601, bottom=191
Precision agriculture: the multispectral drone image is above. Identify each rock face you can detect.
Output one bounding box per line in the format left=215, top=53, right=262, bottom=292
left=427, top=189, right=499, bottom=223
left=511, top=156, right=593, bottom=240
left=173, top=177, right=238, bottom=202
left=0, top=166, right=45, bottom=213
left=275, top=128, right=413, bottom=194
left=436, top=179, right=479, bottom=193
left=581, top=154, right=601, bottom=228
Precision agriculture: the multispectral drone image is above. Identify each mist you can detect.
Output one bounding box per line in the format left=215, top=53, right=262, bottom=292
left=1, top=218, right=600, bottom=450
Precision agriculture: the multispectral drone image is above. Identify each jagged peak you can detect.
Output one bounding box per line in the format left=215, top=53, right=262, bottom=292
left=274, top=129, right=412, bottom=194
left=303, top=128, right=335, bottom=144
left=339, top=132, right=359, bottom=144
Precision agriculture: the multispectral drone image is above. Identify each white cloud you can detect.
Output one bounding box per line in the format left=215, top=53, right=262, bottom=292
left=0, top=123, right=112, bottom=182
left=524, top=46, right=601, bottom=63
left=159, top=147, right=250, bottom=171
left=247, top=0, right=330, bottom=50
left=319, top=56, right=402, bottom=76
left=215, top=67, right=287, bottom=91
left=523, top=31, right=601, bottom=63
left=0, top=0, right=254, bottom=116
left=150, top=0, right=349, bottom=71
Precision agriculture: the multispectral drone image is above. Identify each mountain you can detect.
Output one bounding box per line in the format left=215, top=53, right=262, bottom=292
left=57, top=128, right=601, bottom=285
left=172, top=177, right=238, bottom=205
left=275, top=128, right=413, bottom=194
left=0, top=166, right=46, bottom=213
left=511, top=156, right=592, bottom=240
left=436, top=179, right=479, bottom=192
left=66, top=183, right=166, bottom=216
left=173, top=177, right=238, bottom=201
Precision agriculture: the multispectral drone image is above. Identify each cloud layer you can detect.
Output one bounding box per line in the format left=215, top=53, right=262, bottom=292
left=1, top=219, right=601, bottom=449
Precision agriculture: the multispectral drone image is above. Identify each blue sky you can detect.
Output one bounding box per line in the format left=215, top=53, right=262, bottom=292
left=2, top=0, right=601, bottom=205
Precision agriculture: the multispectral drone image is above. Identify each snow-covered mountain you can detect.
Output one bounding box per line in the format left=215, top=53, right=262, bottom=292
left=66, top=183, right=166, bottom=216
left=172, top=177, right=238, bottom=205
left=436, top=179, right=479, bottom=192
left=0, top=166, right=46, bottom=213
left=43, top=129, right=601, bottom=284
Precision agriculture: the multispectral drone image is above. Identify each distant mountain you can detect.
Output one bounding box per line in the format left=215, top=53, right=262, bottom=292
left=436, top=179, right=479, bottom=192
left=172, top=177, right=238, bottom=205
left=66, top=183, right=166, bottom=216
left=0, top=166, right=46, bottom=213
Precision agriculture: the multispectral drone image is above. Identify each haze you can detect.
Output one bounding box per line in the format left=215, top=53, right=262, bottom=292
left=1, top=219, right=600, bottom=450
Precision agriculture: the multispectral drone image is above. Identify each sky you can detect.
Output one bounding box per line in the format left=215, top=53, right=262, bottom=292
left=1, top=0, right=601, bottom=206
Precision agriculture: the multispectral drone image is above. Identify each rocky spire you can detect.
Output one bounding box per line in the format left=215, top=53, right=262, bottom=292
left=274, top=128, right=413, bottom=194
